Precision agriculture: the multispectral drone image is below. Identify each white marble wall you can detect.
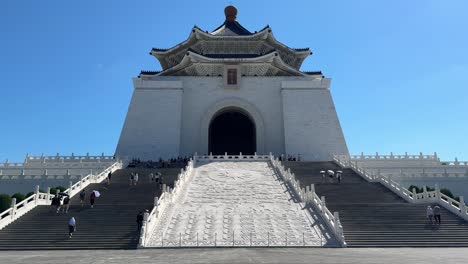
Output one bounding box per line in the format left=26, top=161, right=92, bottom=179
left=115, top=76, right=349, bottom=161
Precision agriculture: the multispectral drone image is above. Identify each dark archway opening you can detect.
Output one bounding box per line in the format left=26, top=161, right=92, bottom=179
left=209, top=110, right=256, bottom=155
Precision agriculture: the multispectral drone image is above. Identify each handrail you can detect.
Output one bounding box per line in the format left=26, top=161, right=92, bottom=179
left=333, top=155, right=468, bottom=221
left=269, top=155, right=346, bottom=247
left=138, top=159, right=195, bottom=247
left=0, top=161, right=122, bottom=231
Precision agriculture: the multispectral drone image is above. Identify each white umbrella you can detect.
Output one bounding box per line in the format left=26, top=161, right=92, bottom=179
left=92, top=190, right=101, bottom=198
left=327, top=170, right=335, bottom=175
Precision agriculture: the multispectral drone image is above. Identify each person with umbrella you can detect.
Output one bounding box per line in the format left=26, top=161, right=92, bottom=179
left=59, top=192, right=70, bottom=213
left=90, top=190, right=100, bottom=208
left=68, top=216, right=76, bottom=238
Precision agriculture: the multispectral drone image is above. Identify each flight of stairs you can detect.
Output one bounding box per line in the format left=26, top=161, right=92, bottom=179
left=0, top=167, right=181, bottom=250
left=283, top=161, right=468, bottom=247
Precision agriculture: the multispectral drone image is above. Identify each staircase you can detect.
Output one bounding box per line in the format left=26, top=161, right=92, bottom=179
left=146, top=160, right=332, bottom=247
left=0, top=167, right=181, bottom=250
left=283, top=161, right=468, bottom=247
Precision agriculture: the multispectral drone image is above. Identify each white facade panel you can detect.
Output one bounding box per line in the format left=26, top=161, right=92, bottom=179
left=115, top=84, right=182, bottom=160
left=281, top=87, right=349, bottom=161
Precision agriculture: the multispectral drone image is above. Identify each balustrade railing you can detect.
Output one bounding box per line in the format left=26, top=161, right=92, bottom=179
left=333, top=155, right=468, bottom=221
left=269, top=155, right=346, bottom=247
left=0, top=161, right=122, bottom=231
left=195, top=152, right=271, bottom=161
left=138, top=159, right=195, bottom=247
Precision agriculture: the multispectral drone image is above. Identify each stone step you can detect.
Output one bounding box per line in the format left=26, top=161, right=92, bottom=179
left=284, top=161, right=468, bottom=247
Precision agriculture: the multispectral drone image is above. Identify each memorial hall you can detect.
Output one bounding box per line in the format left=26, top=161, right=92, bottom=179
left=0, top=6, right=467, bottom=251
left=115, top=5, right=348, bottom=161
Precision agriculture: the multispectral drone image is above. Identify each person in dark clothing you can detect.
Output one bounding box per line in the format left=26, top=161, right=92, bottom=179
left=90, top=191, right=96, bottom=208
left=433, top=205, right=441, bottom=224
left=63, top=196, right=70, bottom=213
left=51, top=195, right=59, bottom=212
left=79, top=190, right=86, bottom=207
left=136, top=211, right=144, bottom=232
left=107, top=171, right=112, bottom=185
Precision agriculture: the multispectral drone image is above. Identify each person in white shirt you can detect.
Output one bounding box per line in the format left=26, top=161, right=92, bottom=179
left=134, top=173, right=139, bottom=185
left=68, top=217, right=76, bottom=238
left=426, top=205, right=434, bottom=224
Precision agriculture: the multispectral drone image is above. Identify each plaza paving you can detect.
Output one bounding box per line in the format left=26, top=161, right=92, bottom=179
left=0, top=248, right=467, bottom=263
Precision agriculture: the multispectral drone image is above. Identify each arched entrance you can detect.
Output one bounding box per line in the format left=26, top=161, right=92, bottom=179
left=209, top=110, right=256, bottom=155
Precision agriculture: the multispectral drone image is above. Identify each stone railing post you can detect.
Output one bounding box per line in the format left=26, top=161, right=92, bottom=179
left=321, top=196, right=326, bottom=209
left=68, top=181, right=73, bottom=196
left=423, top=186, right=428, bottom=200
left=459, top=196, right=466, bottom=215
left=333, top=212, right=341, bottom=233
left=34, top=185, right=40, bottom=205
left=10, top=198, right=17, bottom=219
left=46, top=187, right=51, bottom=201
left=435, top=184, right=441, bottom=200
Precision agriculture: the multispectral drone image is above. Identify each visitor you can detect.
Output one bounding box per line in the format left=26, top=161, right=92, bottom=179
left=336, top=171, right=342, bottom=184
left=90, top=191, right=96, bottom=208
left=433, top=205, right=441, bottom=224
left=51, top=195, right=60, bottom=212
left=149, top=172, right=154, bottom=182
left=136, top=211, right=144, bottom=232
left=130, top=173, right=134, bottom=186
left=107, top=171, right=112, bottom=185
left=426, top=205, right=434, bottom=224
left=134, top=173, right=139, bottom=185
left=56, top=195, right=63, bottom=213
left=79, top=190, right=86, bottom=207
left=68, top=216, right=76, bottom=238
left=63, top=196, right=70, bottom=213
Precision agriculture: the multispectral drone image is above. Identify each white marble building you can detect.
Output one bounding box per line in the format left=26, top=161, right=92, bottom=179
left=116, top=6, right=349, bottom=161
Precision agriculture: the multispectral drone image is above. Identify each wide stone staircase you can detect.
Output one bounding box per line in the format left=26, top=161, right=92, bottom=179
left=283, top=161, right=468, bottom=247
left=146, top=160, right=333, bottom=247
left=0, top=167, right=181, bottom=250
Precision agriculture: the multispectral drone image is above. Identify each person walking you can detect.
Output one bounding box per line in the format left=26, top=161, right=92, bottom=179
left=433, top=205, right=441, bottom=225
left=106, top=171, right=112, bottom=185
left=130, top=173, right=134, bottom=186
left=79, top=190, right=86, bottom=207
left=63, top=196, right=70, bottom=213
left=136, top=211, right=144, bottom=232
left=55, top=195, right=63, bottom=213
left=336, top=171, right=342, bottom=184
left=68, top=216, right=76, bottom=238
left=51, top=195, right=59, bottom=212
left=426, top=205, right=434, bottom=224
left=90, top=191, right=96, bottom=208
left=134, top=173, right=139, bottom=186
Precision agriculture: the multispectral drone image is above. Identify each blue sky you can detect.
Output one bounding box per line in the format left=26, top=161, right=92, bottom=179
left=1, top=0, right=467, bottom=161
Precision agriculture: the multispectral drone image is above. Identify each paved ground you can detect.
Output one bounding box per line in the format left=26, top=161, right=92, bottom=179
left=1, top=248, right=467, bottom=264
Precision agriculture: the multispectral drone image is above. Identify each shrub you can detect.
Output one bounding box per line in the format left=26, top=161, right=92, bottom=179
left=26, top=192, right=35, bottom=198
left=440, top=188, right=455, bottom=199
left=49, top=188, right=57, bottom=195
left=408, top=185, right=421, bottom=193
left=11, top=193, right=26, bottom=203
left=55, top=186, right=66, bottom=192
left=0, top=194, right=12, bottom=212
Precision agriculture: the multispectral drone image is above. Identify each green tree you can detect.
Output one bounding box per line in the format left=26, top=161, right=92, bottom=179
left=11, top=193, right=26, bottom=203
left=0, top=194, right=12, bottom=212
